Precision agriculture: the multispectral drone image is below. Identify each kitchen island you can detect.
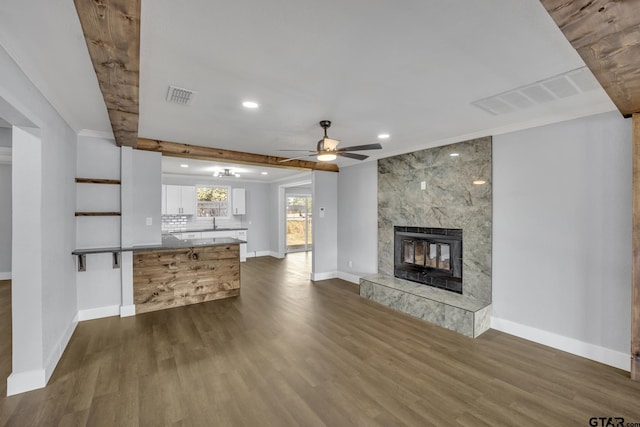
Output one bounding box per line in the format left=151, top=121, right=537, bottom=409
left=133, top=234, right=243, bottom=313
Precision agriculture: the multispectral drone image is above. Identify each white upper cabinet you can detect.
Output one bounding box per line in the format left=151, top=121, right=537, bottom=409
left=232, top=188, right=246, bottom=215
left=164, top=185, right=196, bottom=215
left=181, top=186, right=196, bottom=215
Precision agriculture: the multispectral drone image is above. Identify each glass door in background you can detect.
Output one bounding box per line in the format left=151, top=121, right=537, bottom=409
left=286, top=195, right=312, bottom=252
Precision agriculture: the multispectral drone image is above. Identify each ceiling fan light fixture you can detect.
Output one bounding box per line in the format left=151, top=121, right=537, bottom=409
left=317, top=151, right=337, bottom=161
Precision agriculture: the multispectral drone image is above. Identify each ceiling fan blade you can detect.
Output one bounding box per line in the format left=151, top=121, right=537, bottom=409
left=336, top=143, right=382, bottom=152
left=337, top=152, right=369, bottom=161
left=278, top=149, right=316, bottom=152
left=278, top=154, right=317, bottom=163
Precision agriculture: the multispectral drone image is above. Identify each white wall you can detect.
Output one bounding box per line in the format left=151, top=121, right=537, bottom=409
left=492, top=111, right=632, bottom=370
left=337, top=161, right=378, bottom=282
left=1, top=44, right=78, bottom=395
left=132, top=150, right=161, bottom=246
left=311, top=171, right=338, bottom=280
left=76, top=135, right=121, bottom=249
left=0, top=127, right=10, bottom=147
left=76, top=135, right=122, bottom=314
left=76, top=144, right=162, bottom=316
left=0, top=127, right=11, bottom=276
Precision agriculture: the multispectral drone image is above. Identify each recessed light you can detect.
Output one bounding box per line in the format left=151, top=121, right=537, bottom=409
left=242, top=101, right=259, bottom=109
left=473, top=180, right=486, bottom=185
left=449, top=153, right=459, bottom=157
left=180, top=164, right=189, bottom=168
left=378, top=133, right=390, bottom=139
left=235, top=174, right=241, bottom=178
left=261, top=171, right=268, bottom=175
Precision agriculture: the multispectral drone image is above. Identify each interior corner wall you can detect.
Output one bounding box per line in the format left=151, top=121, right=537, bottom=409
left=0, top=127, right=11, bottom=275
left=1, top=43, right=78, bottom=394
left=337, top=161, right=378, bottom=278
left=492, top=110, right=632, bottom=368
left=311, top=171, right=338, bottom=279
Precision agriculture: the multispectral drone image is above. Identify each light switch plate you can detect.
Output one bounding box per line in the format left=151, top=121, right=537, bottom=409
left=146, top=217, right=152, bottom=226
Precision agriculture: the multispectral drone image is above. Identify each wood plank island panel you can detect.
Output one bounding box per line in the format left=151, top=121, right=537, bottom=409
left=133, top=244, right=240, bottom=314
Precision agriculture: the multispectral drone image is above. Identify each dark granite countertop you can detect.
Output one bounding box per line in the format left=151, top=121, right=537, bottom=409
left=164, top=227, right=248, bottom=233
left=72, top=234, right=245, bottom=255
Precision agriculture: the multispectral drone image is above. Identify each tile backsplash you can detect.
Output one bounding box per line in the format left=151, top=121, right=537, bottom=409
left=161, top=215, right=243, bottom=231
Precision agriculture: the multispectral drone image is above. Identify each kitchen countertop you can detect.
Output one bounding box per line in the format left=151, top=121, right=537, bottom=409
left=72, top=234, right=245, bottom=255
left=164, top=227, right=248, bottom=233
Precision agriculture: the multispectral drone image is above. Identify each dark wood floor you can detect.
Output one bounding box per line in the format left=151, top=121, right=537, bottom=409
left=1, top=254, right=640, bottom=426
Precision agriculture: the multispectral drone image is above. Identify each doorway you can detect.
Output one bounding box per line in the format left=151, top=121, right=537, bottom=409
left=286, top=194, right=312, bottom=252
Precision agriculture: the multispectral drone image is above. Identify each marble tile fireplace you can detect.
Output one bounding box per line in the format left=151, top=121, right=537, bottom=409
left=360, top=136, right=493, bottom=338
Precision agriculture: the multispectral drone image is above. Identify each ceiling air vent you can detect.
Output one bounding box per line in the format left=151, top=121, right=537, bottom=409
left=166, top=85, right=196, bottom=106
left=471, top=66, right=601, bottom=116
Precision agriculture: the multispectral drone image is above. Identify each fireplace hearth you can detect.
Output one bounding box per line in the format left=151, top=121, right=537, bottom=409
left=394, top=226, right=463, bottom=294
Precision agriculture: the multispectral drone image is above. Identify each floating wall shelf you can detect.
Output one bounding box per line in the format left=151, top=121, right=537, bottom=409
left=75, top=178, right=121, bottom=185
left=75, top=212, right=121, bottom=217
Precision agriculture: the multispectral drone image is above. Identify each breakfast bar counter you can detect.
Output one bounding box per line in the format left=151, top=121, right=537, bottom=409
left=132, top=235, right=242, bottom=313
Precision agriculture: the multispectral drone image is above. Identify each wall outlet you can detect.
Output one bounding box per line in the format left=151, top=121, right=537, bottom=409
left=348, top=260, right=353, bottom=268
left=420, top=181, right=426, bottom=190
left=146, top=217, right=152, bottom=226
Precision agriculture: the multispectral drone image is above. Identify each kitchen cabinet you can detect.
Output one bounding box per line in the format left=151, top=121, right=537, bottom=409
left=177, top=231, right=202, bottom=240
left=232, top=188, right=246, bottom=215
left=165, top=185, right=196, bottom=215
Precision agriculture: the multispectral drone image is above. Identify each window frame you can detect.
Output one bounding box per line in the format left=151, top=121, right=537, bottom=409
left=195, top=184, right=231, bottom=220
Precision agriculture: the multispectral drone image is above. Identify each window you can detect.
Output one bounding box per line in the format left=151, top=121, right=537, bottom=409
left=196, top=185, right=229, bottom=218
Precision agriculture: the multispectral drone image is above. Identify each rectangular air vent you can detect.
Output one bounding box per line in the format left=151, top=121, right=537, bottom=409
left=471, top=66, right=601, bottom=116
left=166, top=85, right=196, bottom=105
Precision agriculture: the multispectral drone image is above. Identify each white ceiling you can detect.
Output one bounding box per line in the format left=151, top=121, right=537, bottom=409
left=0, top=0, right=618, bottom=168
left=162, top=156, right=308, bottom=183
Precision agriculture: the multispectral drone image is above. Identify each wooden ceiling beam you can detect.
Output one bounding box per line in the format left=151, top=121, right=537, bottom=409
left=137, top=138, right=340, bottom=172
left=74, top=0, right=140, bottom=147
left=540, top=0, right=640, bottom=117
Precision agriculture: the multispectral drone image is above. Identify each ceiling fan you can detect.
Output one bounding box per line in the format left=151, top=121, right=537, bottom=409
left=279, top=120, right=382, bottom=162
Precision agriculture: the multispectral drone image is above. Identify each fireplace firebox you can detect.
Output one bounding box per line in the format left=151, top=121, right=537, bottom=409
left=394, top=226, right=463, bottom=294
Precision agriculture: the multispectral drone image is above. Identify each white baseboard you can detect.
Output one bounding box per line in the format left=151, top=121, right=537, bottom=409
left=246, top=250, right=271, bottom=259
left=310, top=271, right=338, bottom=281
left=44, top=312, right=78, bottom=383
left=120, top=304, right=136, bottom=317
left=268, top=251, right=284, bottom=259
left=337, top=271, right=363, bottom=284
left=0, top=272, right=11, bottom=280
left=491, top=317, right=630, bottom=371
left=8, top=312, right=78, bottom=396
left=78, top=305, right=120, bottom=321
left=7, top=369, right=46, bottom=396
